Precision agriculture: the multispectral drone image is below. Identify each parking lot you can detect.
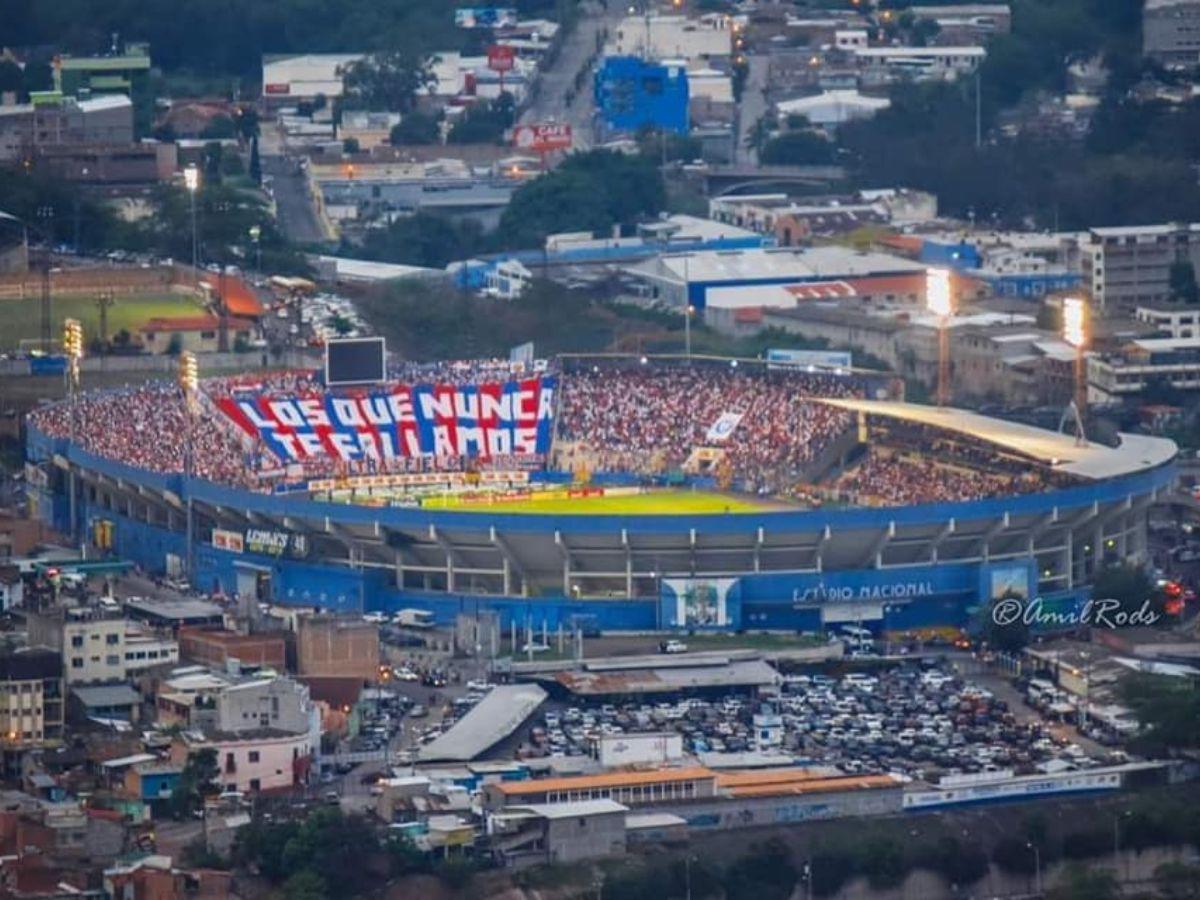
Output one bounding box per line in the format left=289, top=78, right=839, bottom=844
left=522, top=660, right=1121, bottom=781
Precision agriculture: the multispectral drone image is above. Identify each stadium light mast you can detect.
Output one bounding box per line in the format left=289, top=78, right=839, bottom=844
left=1062, top=297, right=1089, bottom=446
left=926, top=268, right=953, bottom=406
left=179, top=351, right=199, bottom=578
left=63, top=318, right=83, bottom=542
left=184, top=164, right=200, bottom=272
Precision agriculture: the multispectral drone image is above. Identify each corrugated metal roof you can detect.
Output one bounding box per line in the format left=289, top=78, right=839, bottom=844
left=495, top=766, right=715, bottom=796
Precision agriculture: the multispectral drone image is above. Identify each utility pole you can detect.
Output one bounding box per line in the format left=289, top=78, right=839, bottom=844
left=36, top=205, right=54, bottom=353
left=974, top=68, right=982, bottom=149
left=217, top=264, right=230, bottom=353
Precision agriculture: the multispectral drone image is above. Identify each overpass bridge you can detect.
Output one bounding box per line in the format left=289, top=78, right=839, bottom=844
left=702, top=164, right=847, bottom=196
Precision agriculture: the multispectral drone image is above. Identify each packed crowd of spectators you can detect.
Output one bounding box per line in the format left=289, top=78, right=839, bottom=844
left=29, top=384, right=254, bottom=487
left=556, top=366, right=864, bottom=494
left=30, top=361, right=1063, bottom=506
left=835, top=448, right=1047, bottom=506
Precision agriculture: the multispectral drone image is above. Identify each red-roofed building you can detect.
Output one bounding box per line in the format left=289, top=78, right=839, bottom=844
left=200, top=272, right=265, bottom=319
left=141, top=316, right=256, bottom=354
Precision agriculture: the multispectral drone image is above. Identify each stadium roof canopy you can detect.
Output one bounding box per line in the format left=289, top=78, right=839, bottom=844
left=819, top=399, right=1176, bottom=480
left=417, top=684, right=547, bottom=763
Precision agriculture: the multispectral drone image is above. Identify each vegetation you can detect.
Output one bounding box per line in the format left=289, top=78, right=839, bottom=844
left=760, top=130, right=837, bottom=165
left=6, top=0, right=570, bottom=80
left=1121, top=674, right=1200, bottom=754
left=497, top=150, right=666, bottom=250
left=168, top=748, right=218, bottom=820
left=448, top=94, right=516, bottom=144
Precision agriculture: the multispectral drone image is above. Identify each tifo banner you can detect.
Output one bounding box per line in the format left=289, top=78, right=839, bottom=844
left=705, top=411, right=743, bottom=443
left=217, top=376, right=557, bottom=464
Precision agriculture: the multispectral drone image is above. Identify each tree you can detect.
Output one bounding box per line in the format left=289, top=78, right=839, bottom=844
left=448, top=93, right=515, bottom=144
left=721, top=839, right=797, bottom=900
left=1169, top=260, right=1199, bottom=305
left=390, top=111, right=441, bottom=145
left=979, top=593, right=1031, bottom=653
left=497, top=150, right=665, bottom=249
left=248, top=136, right=262, bottom=185
left=344, top=50, right=435, bottom=114
left=760, top=130, right=836, bottom=165
left=1047, top=864, right=1118, bottom=900
left=1091, top=563, right=1162, bottom=618
left=168, top=748, right=218, bottom=819
left=200, top=115, right=238, bottom=140
left=281, top=871, right=327, bottom=900
left=342, top=137, right=361, bottom=154
left=1120, top=673, right=1200, bottom=753
left=357, top=211, right=485, bottom=268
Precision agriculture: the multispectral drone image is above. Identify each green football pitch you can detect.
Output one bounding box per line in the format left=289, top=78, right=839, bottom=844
left=420, top=489, right=774, bottom=515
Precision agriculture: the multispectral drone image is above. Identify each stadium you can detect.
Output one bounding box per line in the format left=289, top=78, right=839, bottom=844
left=25, top=354, right=1177, bottom=635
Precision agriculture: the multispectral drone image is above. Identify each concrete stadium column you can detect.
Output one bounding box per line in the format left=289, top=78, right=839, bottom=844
left=1063, top=533, right=1074, bottom=589
left=394, top=550, right=404, bottom=589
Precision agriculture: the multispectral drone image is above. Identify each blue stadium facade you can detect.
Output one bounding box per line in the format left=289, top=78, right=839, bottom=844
left=26, top=415, right=1176, bottom=637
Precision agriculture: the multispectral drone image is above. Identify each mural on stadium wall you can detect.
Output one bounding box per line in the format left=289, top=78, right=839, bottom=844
left=662, top=577, right=738, bottom=628
left=216, top=376, right=556, bottom=464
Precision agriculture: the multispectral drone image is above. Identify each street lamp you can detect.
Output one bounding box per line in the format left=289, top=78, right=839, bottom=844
left=685, top=303, right=694, bottom=359
left=248, top=224, right=262, bottom=274
left=63, top=318, right=83, bottom=541
left=1062, top=296, right=1088, bottom=446
left=184, top=165, right=201, bottom=272
left=1026, top=842, right=1041, bottom=896
left=926, top=267, right=953, bottom=406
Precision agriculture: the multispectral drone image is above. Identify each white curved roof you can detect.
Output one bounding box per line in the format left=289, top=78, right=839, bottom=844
left=819, top=399, right=1177, bottom=480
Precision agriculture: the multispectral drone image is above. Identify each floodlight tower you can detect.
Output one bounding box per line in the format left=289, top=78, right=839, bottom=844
left=1062, top=297, right=1089, bottom=446
left=63, top=319, right=84, bottom=540
left=926, top=267, right=953, bottom=406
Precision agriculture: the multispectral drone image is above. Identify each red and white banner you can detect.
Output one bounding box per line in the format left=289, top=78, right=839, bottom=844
left=513, top=123, right=573, bottom=152
left=216, top=376, right=557, bottom=464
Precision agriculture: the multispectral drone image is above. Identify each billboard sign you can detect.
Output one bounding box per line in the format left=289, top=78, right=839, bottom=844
left=244, top=528, right=309, bottom=559
left=455, top=7, right=517, bottom=28
left=487, top=44, right=516, bottom=73
left=766, top=348, right=853, bottom=371
left=212, top=528, right=245, bottom=553
left=513, top=123, right=573, bottom=153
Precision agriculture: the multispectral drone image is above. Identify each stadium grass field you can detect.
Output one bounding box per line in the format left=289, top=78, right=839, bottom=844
left=0, top=294, right=204, bottom=350
left=420, top=489, right=773, bottom=515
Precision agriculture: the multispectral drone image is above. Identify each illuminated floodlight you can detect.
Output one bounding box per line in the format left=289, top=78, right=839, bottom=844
left=926, top=268, right=952, bottom=318
left=179, top=351, right=199, bottom=395
left=1062, top=297, right=1087, bottom=348
left=183, top=165, right=200, bottom=193
left=62, top=319, right=83, bottom=361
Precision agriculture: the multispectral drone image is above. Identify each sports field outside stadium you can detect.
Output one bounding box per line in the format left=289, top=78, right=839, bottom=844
left=415, top=488, right=774, bottom=515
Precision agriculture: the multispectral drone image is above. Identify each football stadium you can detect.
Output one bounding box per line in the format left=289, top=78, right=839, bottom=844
left=25, top=354, right=1177, bottom=635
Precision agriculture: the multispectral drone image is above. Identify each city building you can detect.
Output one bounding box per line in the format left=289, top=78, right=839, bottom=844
left=775, top=90, right=891, bottom=130
left=173, top=727, right=314, bottom=794
left=622, top=245, right=926, bottom=309
left=139, top=316, right=257, bottom=354
left=1089, top=336, right=1200, bottom=403
left=483, top=767, right=718, bottom=812
left=26, top=609, right=178, bottom=686
left=123, top=597, right=225, bottom=631
left=853, top=45, right=986, bottom=81
left=1143, top=0, right=1200, bottom=67
left=908, top=4, right=1012, bottom=37
left=177, top=627, right=287, bottom=672
left=0, top=94, right=134, bottom=163
left=1136, top=305, right=1200, bottom=340
left=31, top=140, right=177, bottom=183
left=0, top=649, right=64, bottom=762
left=488, top=799, right=629, bottom=867
left=594, top=57, right=690, bottom=136
left=295, top=615, right=379, bottom=681
left=1082, top=223, right=1200, bottom=309
left=261, top=53, right=365, bottom=105
left=53, top=44, right=154, bottom=134
left=338, top=111, right=401, bottom=151
left=608, top=14, right=732, bottom=62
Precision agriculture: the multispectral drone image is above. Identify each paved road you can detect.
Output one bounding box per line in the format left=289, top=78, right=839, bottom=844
left=734, top=54, right=770, bottom=166
left=519, top=0, right=626, bottom=150
left=263, top=155, right=327, bottom=247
